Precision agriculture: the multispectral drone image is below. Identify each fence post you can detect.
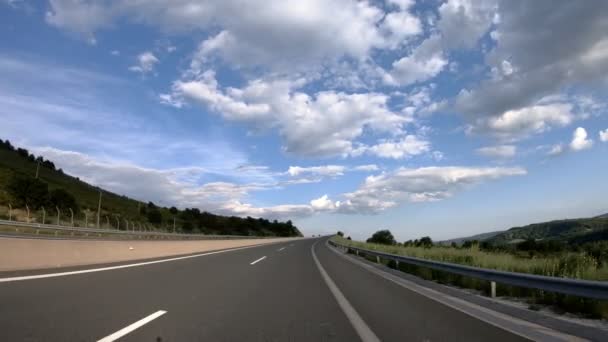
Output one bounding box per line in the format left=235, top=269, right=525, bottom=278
left=56, top=206, right=60, bottom=226
left=26, top=204, right=30, bottom=223
left=41, top=206, right=45, bottom=225
left=8, top=203, right=12, bottom=221
left=85, top=211, right=88, bottom=228
left=69, top=208, right=74, bottom=226
left=491, top=281, right=496, bottom=298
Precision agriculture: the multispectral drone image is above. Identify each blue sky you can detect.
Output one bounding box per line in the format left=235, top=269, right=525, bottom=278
left=1, top=0, right=607, bottom=240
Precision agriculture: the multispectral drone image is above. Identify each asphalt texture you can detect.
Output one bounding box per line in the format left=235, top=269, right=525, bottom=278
left=0, top=237, right=529, bottom=341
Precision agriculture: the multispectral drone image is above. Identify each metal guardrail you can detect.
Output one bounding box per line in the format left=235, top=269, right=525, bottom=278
left=329, top=239, right=608, bottom=300
left=0, top=219, right=270, bottom=240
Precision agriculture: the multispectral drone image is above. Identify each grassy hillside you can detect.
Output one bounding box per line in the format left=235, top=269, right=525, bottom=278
left=439, top=230, right=503, bottom=245
left=0, top=139, right=301, bottom=237
left=487, top=218, right=608, bottom=245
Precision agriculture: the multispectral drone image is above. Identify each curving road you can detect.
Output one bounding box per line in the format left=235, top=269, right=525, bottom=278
left=0, top=237, right=574, bottom=341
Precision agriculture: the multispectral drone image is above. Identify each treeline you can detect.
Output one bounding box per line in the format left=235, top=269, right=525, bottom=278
left=0, top=139, right=302, bottom=237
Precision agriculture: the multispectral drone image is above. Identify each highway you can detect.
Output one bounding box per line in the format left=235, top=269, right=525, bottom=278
left=0, top=237, right=570, bottom=341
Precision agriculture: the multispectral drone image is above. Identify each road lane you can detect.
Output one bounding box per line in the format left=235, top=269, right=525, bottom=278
left=314, top=239, right=528, bottom=342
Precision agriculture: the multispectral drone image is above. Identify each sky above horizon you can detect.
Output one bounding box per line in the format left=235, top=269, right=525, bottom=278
left=1, top=0, right=607, bottom=241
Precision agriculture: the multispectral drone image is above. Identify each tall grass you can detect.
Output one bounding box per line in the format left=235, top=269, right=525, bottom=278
left=333, top=236, right=608, bottom=319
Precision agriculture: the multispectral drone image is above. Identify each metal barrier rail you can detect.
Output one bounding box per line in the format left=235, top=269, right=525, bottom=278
left=0, top=219, right=270, bottom=240
left=329, top=239, right=608, bottom=300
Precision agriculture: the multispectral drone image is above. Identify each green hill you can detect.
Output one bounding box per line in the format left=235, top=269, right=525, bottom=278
left=0, top=139, right=301, bottom=237
left=487, top=217, right=608, bottom=245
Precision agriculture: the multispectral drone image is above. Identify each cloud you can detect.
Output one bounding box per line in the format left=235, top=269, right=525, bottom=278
left=287, top=165, right=345, bottom=178
left=467, top=102, right=574, bottom=141
left=129, top=51, right=159, bottom=74
left=169, top=72, right=408, bottom=158
left=476, top=145, right=516, bottom=158
left=353, top=164, right=379, bottom=172
left=336, top=166, right=527, bottom=214
left=110, top=50, right=120, bottom=56
left=454, top=1, right=608, bottom=121
left=310, top=195, right=336, bottom=211
left=437, top=0, right=497, bottom=49
left=570, top=127, right=593, bottom=151
left=357, top=135, right=430, bottom=159
left=547, top=144, right=565, bottom=156
left=383, top=35, right=448, bottom=86
left=600, top=129, right=608, bottom=143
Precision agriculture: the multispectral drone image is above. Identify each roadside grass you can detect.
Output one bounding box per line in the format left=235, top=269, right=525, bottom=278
left=332, top=236, right=608, bottom=319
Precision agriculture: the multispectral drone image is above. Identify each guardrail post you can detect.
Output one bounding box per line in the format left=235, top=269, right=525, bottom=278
left=69, top=208, right=74, bottom=227
left=26, top=204, right=30, bottom=223
left=491, top=281, right=496, bottom=298
left=8, top=203, right=12, bottom=221
left=355, top=250, right=359, bottom=256
left=41, top=206, right=45, bottom=224
left=376, top=255, right=381, bottom=264
left=396, top=260, right=399, bottom=269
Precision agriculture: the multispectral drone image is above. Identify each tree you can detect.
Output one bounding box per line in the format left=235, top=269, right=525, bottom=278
left=337, top=231, right=344, bottom=237
left=147, top=208, right=162, bottom=224
left=366, top=230, right=396, bottom=245
left=7, top=175, right=49, bottom=209
left=48, top=188, right=79, bottom=212
left=417, top=236, right=433, bottom=248
left=169, top=206, right=178, bottom=215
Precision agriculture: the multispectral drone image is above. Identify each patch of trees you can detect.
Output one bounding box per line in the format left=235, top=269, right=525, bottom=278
left=1, top=139, right=56, bottom=171
left=367, top=229, right=396, bottom=245
left=7, top=175, right=79, bottom=212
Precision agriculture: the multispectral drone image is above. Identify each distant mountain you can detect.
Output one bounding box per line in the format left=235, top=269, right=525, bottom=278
left=439, top=230, right=503, bottom=245
left=595, top=213, right=608, bottom=219
left=487, top=217, right=608, bottom=245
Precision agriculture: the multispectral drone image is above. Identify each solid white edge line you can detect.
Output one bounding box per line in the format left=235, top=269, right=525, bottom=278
left=97, top=310, right=167, bottom=342
left=0, top=243, right=274, bottom=283
left=311, top=240, right=380, bottom=342
left=250, top=256, right=267, bottom=265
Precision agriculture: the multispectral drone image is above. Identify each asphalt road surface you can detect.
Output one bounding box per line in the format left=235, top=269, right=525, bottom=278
left=0, top=237, right=535, bottom=341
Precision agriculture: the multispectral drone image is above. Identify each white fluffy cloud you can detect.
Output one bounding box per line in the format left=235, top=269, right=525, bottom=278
left=383, top=35, right=448, bottom=86
left=570, top=127, right=593, bottom=151
left=600, top=129, right=608, bottom=143
left=129, top=51, right=159, bottom=74
left=168, top=72, right=409, bottom=158
left=287, top=165, right=345, bottom=178
left=476, top=145, right=516, bottom=158
left=357, top=135, right=430, bottom=159
left=467, top=102, right=574, bottom=141
left=336, top=166, right=527, bottom=213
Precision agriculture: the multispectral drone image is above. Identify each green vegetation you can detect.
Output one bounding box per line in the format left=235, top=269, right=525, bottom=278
left=0, top=139, right=301, bottom=237
left=366, top=229, right=396, bottom=245
left=334, top=229, right=608, bottom=319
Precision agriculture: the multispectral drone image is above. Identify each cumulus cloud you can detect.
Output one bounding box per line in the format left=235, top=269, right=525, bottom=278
left=570, top=127, right=593, bottom=151
left=129, top=51, right=159, bottom=74
left=383, top=35, right=448, bottom=86
left=437, top=0, right=497, bottom=49
left=476, top=145, right=516, bottom=158
left=168, top=71, right=408, bottom=158
left=455, top=1, right=608, bottom=124
left=336, top=166, right=527, bottom=213
left=467, top=102, right=574, bottom=141
left=600, top=129, right=608, bottom=143
left=356, top=135, right=430, bottom=159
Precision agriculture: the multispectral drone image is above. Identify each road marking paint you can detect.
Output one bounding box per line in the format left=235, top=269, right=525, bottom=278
left=277, top=247, right=286, bottom=251
left=311, top=240, right=380, bottom=342
left=250, top=256, right=267, bottom=265
left=0, top=244, right=275, bottom=283
left=97, top=310, right=167, bottom=342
